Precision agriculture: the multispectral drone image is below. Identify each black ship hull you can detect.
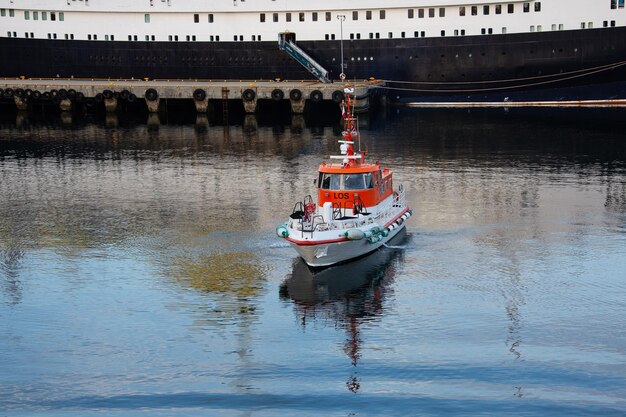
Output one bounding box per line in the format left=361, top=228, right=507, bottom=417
left=1, top=26, right=625, bottom=102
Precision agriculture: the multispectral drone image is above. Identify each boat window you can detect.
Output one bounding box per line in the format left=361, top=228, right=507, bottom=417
left=344, top=174, right=365, bottom=190
left=364, top=173, right=374, bottom=189
left=319, top=173, right=341, bottom=190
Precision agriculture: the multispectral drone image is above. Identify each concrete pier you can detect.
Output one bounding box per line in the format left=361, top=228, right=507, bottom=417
left=0, top=78, right=381, bottom=114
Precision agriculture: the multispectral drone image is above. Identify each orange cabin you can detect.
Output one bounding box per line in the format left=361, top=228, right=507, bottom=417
left=317, top=162, right=394, bottom=210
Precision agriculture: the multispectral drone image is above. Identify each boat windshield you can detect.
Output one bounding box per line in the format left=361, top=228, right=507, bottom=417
left=319, top=172, right=374, bottom=190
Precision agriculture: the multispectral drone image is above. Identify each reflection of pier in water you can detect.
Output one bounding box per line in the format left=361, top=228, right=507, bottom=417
left=280, top=230, right=407, bottom=392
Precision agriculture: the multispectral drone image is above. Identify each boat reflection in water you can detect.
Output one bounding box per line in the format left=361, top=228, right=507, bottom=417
left=279, top=229, right=408, bottom=393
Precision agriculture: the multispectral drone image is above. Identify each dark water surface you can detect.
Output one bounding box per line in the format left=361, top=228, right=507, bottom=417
left=1, top=107, right=625, bottom=416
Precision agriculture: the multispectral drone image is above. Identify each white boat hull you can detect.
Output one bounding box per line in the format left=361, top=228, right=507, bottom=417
left=290, top=220, right=407, bottom=267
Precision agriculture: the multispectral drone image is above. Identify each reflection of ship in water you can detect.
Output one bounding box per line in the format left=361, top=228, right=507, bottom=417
left=279, top=229, right=407, bottom=392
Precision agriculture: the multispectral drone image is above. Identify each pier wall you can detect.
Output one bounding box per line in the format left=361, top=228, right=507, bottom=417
left=0, top=79, right=381, bottom=114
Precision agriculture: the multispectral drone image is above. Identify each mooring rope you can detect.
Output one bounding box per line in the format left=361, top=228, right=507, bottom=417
left=376, top=60, right=626, bottom=93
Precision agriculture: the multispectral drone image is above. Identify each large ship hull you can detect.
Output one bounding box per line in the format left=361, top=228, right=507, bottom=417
left=1, top=26, right=625, bottom=103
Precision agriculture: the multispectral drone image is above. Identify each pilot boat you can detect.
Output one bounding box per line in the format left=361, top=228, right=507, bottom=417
left=276, top=86, right=412, bottom=267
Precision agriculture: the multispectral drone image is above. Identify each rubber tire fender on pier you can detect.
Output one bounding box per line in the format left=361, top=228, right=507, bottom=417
left=102, top=89, right=114, bottom=100
left=242, top=88, right=256, bottom=101
left=120, top=90, right=130, bottom=100
left=75, top=92, right=85, bottom=102
left=271, top=89, right=284, bottom=101
left=32, top=90, right=42, bottom=99
left=128, top=93, right=137, bottom=103
left=0, top=88, right=4, bottom=97
left=332, top=90, right=345, bottom=103
left=25, top=89, right=33, bottom=97
left=144, top=88, right=159, bottom=101
left=3, top=88, right=13, bottom=98
left=14, top=88, right=24, bottom=98
left=193, top=88, right=206, bottom=101
left=58, top=89, right=68, bottom=100
left=67, top=89, right=77, bottom=99
left=310, top=90, right=323, bottom=103
left=289, top=89, right=302, bottom=101
left=95, top=93, right=104, bottom=103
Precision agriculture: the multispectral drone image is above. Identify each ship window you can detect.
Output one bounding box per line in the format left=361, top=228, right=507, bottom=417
left=441, top=30, right=445, bottom=36
left=502, top=27, right=506, bottom=34
left=94, top=34, right=97, bottom=40
left=535, top=2, right=541, bottom=11
left=344, top=174, right=365, bottom=190
left=273, top=13, right=278, bottom=22
left=51, top=12, right=56, bottom=21
left=253, top=35, right=257, bottom=41
left=380, top=10, right=386, bottom=19
left=258, top=35, right=261, bottom=41
left=611, top=0, right=617, bottom=8
left=300, top=12, right=305, bottom=21
left=418, top=9, right=424, bottom=18
left=350, top=33, right=354, bottom=40
left=24, top=10, right=30, bottom=20
left=331, top=34, right=335, bottom=40
left=496, top=5, right=502, bottom=14
left=581, top=22, right=586, bottom=29
left=65, top=33, right=69, bottom=39
left=588, top=22, right=593, bottom=28
left=366, top=10, right=372, bottom=20
left=481, top=28, right=486, bottom=34
left=421, top=31, right=425, bottom=37
left=208, top=14, right=214, bottom=23
left=240, top=35, right=243, bottom=41
left=471, top=6, right=477, bottom=15
left=388, top=32, right=392, bottom=38
left=530, top=25, right=535, bottom=32
left=409, top=9, right=414, bottom=18
left=459, top=7, right=465, bottom=16
left=193, top=35, right=197, bottom=41
left=352, top=11, right=358, bottom=20
left=260, top=13, right=265, bottom=22
left=233, top=35, right=237, bottom=41
left=523, top=3, right=530, bottom=12
left=194, top=14, right=199, bottom=23
left=439, top=8, right=445, bottom=17
left=71, top=34, right=75, bottom=40
left=312, top=12, right=318, bottom=21
left=552, top=24, right=556, bottom=30
left=0, top=9, right=5, bottom=17
left=611, top=20, right=616, bottom=26
left=42, top=11, right=47, bottom=20
left=369, top=33, right=373, bottom=39
left=508, top=4, right=514, bottom=13
left=10, top=9, right=15, bottom=17
left=286, top=12, right=291, bottom=22
left=210, top=35, right=214, bottom=41
left=326, top=34, right=330, bottom=40
left=174, top=35, right=178, bottom=41
left=33, top=11, right=38, bottom=20
left=365, top=173, right=373, bottom=189
left=428, top=8, right=435, bottom=17
left=620, top=0, right=625, bottom=8
left=488, top=28, right=493, bottom=34
left=484, top=5, right=489, bottom=15
left=88, top=34, right=92, bottom=40
left=319, top=173, right=341, bottom=190
left=356, top=33, right=360, bottom=39
left=326, top=12, right=331, bottom=21
left=59, top=12, right=64, bottom=21
left=145, top=14, right=150, bottom=23
left=461, top=29, right=466, bottom=35
left=150, top=35, right=153, bottom=41
left=401, top=31, right=405, bottom=38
